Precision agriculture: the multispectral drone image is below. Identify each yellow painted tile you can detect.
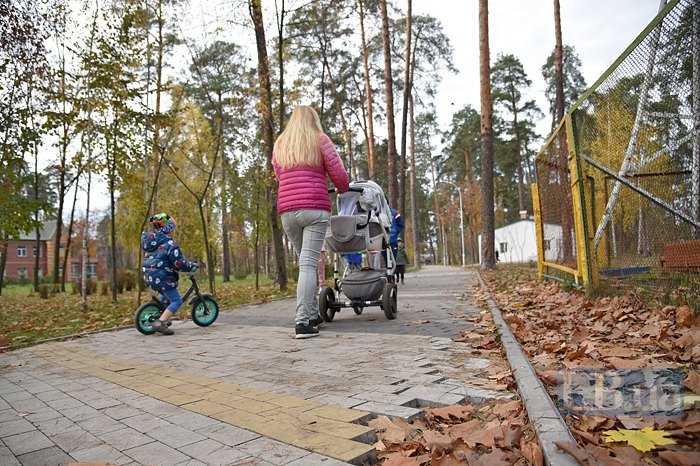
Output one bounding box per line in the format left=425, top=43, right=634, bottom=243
left=207, top=382, right=244, bottom=394
left=151, top=377, right=182, bottom=388
left=157, top=392, right=202, bottom=406
left=298, top=433, right=375, bottom=463
left=214, top=409, right=268, bottom=431
left=218, top=396, right=277, bottom=414
left=172, top=383, right=214, bottom=396
left=306, top=406, right=369, bottom=423
left=181, top=400, right=231, bottom=416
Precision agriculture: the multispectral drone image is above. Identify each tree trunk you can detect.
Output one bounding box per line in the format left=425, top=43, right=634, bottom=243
left=276, top=0, right=286, bottom=133
left=399, top=0, right=413, bottom=215
left=408, top=93, right=419, bottom=269
left=109, top=167, right=117, bottom=303
left=249, top=0, right=288, bottom=291
left=221, top=153, right=231, bottom=282
left=33, top=143, right=40, bottom=291
left=357, top=0, right=376, bottom=178
left=82, top=158, right=92, bottom=310
left=553, top=0, right=573, bottom=262
left=62, top=177, right=79, bottom=292
left=379, top=0, right=398, bottom=206
left=0, top=240, right=7, bottom=296
left=198, top=203, right=216, bottom=294
left=511, top=103, right=525, bottom=213
left=152, top=0, right=165, bottom=213
left=479, top=0, right=495, bottom=269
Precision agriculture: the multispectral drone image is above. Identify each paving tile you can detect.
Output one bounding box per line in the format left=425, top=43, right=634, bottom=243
left=122, top=413, right=171, bottom=433
left=0, top=419, right=35, bottom=438
left=49, top=427, right=102, bottom=453
left=6, top=397, right=47, bottom=413
left=305, top=406, right=370, bottom=424
left=16, top=446, right=74, bottom=466
left=3, top=430, right=53, bottom=456
left=0, top=445, right=21, bottom=466
left=124, top=441, right=189, bottom=466
left=45, top=397, right=84, bottom=411
left=0, top=409, right=20, bottom=423
left=351, top=401, right=422, bottom=420
left=146, top=424, right=206, bottom=449
left=0, top=399, right=9, bottom=411
left=99, top=427, right=153, bottom=451
left=23, top=408, right=62, bottom=423
left=102, top=404, right=143, bottom=420
left=77, top=413, right=125, bottom=435
left=33, top=417, right=79, bottom=437
left=285, top=452, right=350, bottom=466
left=180, top=400, right=231, bottom=416
left=0, top=391, right=33, bottom=403
left=178, top=439, right=249, bottom=465
left=83, top=397, right=122, bottom=410
left=227, top=458, right=274, bottom=466
left=238, top=437, right=307, bottom=466
left=58, top=405, right=101, bottom=422
left=195, top=423, right=260, bottom=447
left=165, top=411, right=219, bottom=431
left=71, top=444, right=133, bottom=465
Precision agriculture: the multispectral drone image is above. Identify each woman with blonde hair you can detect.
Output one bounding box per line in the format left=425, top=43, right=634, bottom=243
left=273, top=106, right=349, bottom=339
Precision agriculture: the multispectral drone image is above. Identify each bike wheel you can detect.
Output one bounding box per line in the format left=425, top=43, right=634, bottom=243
left=134, top=303, right=163, bottom=335
left=382, top=282, right=398, bottom=320
left=191, top=296, right=219, bottom=327
left=319, top=287, right=336, bottom=322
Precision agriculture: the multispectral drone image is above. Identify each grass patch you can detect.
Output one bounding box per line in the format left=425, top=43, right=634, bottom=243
left=0, top=275, right=293, bottom=350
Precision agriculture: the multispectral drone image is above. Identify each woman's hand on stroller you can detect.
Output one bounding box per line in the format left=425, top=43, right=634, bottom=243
left=328, top=187, right=363, bottom=193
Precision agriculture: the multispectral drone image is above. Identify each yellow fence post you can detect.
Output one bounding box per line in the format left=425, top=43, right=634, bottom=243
left=531, top=183, right=545, bottom=281
left=565, top=113, right=597, bottom=291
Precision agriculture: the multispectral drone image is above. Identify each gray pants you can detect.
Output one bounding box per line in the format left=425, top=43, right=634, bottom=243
left=281, top=209, right=330, bottom=326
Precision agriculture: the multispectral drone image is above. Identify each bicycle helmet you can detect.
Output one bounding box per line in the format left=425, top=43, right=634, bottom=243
left=149, top=213, right=176, bottom=234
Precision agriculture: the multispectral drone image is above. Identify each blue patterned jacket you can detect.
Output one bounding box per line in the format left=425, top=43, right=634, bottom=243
left=141, top=231, right=196, bottom=292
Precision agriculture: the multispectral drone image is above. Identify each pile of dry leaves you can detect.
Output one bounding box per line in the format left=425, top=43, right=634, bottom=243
left=476, top=268, right=700, bottom=466
left=372, top=400, right=542, bottom=466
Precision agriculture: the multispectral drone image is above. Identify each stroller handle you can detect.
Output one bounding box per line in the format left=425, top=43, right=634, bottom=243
left=328, top=187, right=364, bottom=194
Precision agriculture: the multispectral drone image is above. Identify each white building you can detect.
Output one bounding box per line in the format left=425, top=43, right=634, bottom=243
left=478, top=219, right=567, bottom=264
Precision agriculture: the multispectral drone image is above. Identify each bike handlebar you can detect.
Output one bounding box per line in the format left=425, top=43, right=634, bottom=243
left=328, top=187, right=364, bottom=194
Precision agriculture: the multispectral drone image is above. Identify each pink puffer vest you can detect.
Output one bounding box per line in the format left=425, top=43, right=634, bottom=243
left=273, top=133, right=350, bottom=214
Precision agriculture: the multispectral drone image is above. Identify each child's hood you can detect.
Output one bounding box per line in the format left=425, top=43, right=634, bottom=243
left=142, top=231, right=172, bottom=252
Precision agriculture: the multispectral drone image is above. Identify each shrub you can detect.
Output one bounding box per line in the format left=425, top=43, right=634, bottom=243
left=122, top=270, right=136, bottom=291
left=233, top=269, right=248, bottom=280
left=51, top=284, right=61, bottom=294
left=38, top=284, right=50, bottom=299
left=72, top=278, right=96, bottom=296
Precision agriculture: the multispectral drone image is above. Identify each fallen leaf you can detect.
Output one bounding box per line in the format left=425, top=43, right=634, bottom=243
left=382, top=454, right=422, bottom=466
left=369, top=416, right=406, bottom=444
left=683, top=371, right=700, bottom=395
left=422, top=430, right=452, bottom=452
left=676, top=305, right=695, bottom=328
left=520, top=439, right=544, bottom=466
left=657, top=450, right=700, bottom=466
left=602, top=427, right=676, bottom=452
left=427, top=405, right=474, bottom=422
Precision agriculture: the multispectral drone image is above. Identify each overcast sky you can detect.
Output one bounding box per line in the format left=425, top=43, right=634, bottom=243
left=73, top=0, right=662, bottom=213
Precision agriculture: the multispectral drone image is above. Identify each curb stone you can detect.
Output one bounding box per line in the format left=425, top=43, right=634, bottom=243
left=477, top=273, right=578, bottom=466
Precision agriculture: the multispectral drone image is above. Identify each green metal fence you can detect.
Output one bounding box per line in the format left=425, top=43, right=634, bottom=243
left=534, top=0, right=700, bottom=295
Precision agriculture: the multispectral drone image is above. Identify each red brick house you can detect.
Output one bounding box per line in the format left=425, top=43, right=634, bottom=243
left=3, top=220, right=107, bottom=282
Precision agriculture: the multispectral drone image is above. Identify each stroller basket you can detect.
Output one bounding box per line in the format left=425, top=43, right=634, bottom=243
left=342, top=269, right=386, bottom=301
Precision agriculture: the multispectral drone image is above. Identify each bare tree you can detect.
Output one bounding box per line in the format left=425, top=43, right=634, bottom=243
left=379, top=0, right=398, bottom=206
left=249, top=0, right=288, bottom=291
left=399, top=0, right=413, bottom=215
left=357, top=0, right=376, bottom=178
left=479, top=0, right=495, bottom=269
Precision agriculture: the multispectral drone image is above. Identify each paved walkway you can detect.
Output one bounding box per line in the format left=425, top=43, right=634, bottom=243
left=0, top=267, right=511, bottom=465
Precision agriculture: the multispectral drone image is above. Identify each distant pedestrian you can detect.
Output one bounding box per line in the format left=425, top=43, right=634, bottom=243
left=394, top=239, right=407, bottom=284
left=273, top=106, right=349, bottom=339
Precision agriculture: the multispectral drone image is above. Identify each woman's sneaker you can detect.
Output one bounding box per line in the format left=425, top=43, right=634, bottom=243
left=295, top=324, right=319, bottom=339
left=152, top=320, right=174, bottom=335
left=309, top=315, right=323, bottom=327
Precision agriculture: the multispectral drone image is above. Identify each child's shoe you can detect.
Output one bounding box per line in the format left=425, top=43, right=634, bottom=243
left=295, top=324, right=319, bottom=339
left=152, top=320, right=174, bottom=335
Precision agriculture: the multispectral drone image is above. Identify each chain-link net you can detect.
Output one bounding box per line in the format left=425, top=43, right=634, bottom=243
left=572, top=0, right=699, bottom=289
left=535, top=125, right=578, bottom=280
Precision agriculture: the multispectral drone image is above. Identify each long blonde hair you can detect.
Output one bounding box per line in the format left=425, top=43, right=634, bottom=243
left=273, top=106, right=323, bottom=168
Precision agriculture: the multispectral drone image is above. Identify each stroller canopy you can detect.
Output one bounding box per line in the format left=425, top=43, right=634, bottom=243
left=337, top=180, right=392, bottom=228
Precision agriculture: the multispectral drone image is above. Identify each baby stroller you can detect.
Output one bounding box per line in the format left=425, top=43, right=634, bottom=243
left=320, top=180, right=398, bottom=322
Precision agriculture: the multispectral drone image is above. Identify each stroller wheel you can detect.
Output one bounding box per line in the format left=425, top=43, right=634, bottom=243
left=382, top=282, right=398, bottom=320
left=353, top=306, right=363, bottom=315
left=319, top=287, right=337, bottom=322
